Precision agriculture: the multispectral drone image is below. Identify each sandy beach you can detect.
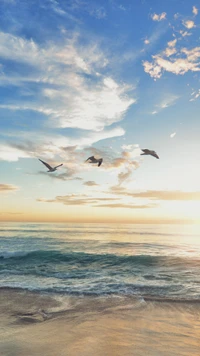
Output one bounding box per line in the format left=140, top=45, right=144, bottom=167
left=0, top=288, right=200, bottom=356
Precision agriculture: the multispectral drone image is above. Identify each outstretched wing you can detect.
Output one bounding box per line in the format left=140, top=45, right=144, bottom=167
left=39, top=159, right=53, bottom=170
left=55, top=163, right=63, bottom=169
left=85, top=156, right=94, bottom=162
left=98, top=158, right=103, bottom=167
left=151, top=151, right=159, bottom=159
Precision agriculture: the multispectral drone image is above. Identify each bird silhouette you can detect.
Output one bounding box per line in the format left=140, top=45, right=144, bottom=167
left=85, top=156, right=103, bottom=167
left=39, top=159, right=63, bottom=172
left=141, top=149, right=159, bottom=159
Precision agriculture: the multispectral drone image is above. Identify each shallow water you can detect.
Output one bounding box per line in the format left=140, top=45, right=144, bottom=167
left=0, top=288, right=200, bottom=356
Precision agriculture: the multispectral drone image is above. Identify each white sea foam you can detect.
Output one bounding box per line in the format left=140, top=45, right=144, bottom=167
left=0, top=251, right=31, bottom=259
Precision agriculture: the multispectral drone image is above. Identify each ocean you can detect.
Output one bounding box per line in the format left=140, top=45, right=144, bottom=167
left=1, top=223, right=200, bottom=301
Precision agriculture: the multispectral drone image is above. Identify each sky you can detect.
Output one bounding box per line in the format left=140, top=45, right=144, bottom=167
left=1, top=0, right=200, bottom=224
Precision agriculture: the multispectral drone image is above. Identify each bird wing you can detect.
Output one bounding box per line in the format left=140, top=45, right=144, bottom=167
left=152, top=151, right=159, bottom=159
left=141, top=149, right=149, bottom=153
left=98, top=158, right=103, bottom=167
left=39, top=159, right=53, bottom=170
left=55, top=164, right=63, bottom=169
left=85, top=156, right=94, bottom=162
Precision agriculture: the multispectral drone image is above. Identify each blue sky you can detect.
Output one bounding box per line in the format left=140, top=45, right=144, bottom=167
left=1, top=0, right=200, bottom=223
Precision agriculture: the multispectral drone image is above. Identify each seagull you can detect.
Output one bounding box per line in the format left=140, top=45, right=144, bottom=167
left=85, top=156, right=103, bottom=167
left=141, top=149, right=159, bottom=159
left=39, top=159, right=63, bottom=172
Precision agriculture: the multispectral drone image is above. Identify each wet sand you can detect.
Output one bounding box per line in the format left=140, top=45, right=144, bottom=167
left=0, top=288, right=200, bottom=356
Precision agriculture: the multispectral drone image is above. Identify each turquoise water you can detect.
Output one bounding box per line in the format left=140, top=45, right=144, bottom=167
left=0, top=223, right=200, bottom=300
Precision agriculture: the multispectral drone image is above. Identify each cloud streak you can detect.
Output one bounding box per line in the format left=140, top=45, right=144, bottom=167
left=0, top=184, right=19, bottom=192
left=37, top=194, right=156, bottom=209
left=116, top=190, right=200, bottom=201
left=96, top=203, right=156, bottom=209
left=37, top=194, right=120, bottom=206
left=83, top=181, right=99, bottom=186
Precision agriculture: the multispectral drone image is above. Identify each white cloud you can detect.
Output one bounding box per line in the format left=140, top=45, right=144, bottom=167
left=190, top=89, right=200, bottom=101
left=180, top=30, right=192, bottom=37
left=44, top=77, right=135, bottom=131
left=150, top=95, right=179, bottom=115
left=163, top=47, right=177, bottom=57
left=143, top=46, right=200, bottom=79
left=182, top=20, right=195, bottom=29
left=168, top=39, right=177, bottom=47
left=0, top=31, right=135, bottom=132
left=144, top=39, right=150, bottom=45
left=170, top=132, right=176, bottom=138
left=151, top=12, right=167, bottom=21
left=192, top=6, right=198, bottom=16
left=0, top=145, right=30, bottom=161
left=158, top=95, right=179, bottom=109
left=0, top=79, right=134, bottom=131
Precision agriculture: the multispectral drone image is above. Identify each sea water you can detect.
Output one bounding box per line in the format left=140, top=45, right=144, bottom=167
left=0, top=223, right=200, bottom=301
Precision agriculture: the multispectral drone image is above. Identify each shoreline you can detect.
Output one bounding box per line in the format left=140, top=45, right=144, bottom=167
left=1, top=286, right=200, bottom=304
left=0, top=288, right=200, bottom=356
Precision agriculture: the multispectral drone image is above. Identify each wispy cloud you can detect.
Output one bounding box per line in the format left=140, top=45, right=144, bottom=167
left=151, top=94, right=179, bottom=114
left=117, top=190, right=200, bottom=201
left=190, top=89, right=200, bottom=101
left=95, top=147, right=141, bottom=185
left=60, top=0, right=107, bottom=20
left=0, top=126, right=125, bottom=161
left=50, top=0, right=67, bottom=16
left=38, top=171, right=82, bottom=181
left=89, top=6, right=106, bottom=19
left=37, top=194, right=156, bottom=209
left=33, top=143, right=142, bottom=186
left=0, top=31, right=135, bottom=133
left=96, top=203, right=156, bottom=209
left=107, top=186, right=200, bottom=202
left=179, top=30, right=192, bottom=37
left=192, top=6, right=198, bottom=16
left=158, top=95, right=179, bottom=109
left=170, top=132, right=176, bottom=138
left=0, top=183, right=19, bottom=192
left=37, top=194, right=120, bottom=206
left=83, top=181, right=99, bottom=186
left=151, top=13, right=167, bottom=21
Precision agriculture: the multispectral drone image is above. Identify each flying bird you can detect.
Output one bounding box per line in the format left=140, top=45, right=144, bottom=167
left=39, top=159, right=63, bottom=172
left=85, top=156, right=103, bottom=167
left=141, top=149, right=159, bottom=159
